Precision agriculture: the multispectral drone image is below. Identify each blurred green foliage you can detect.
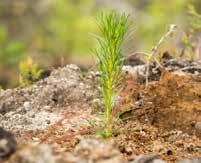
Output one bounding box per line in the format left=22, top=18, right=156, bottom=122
left=132, top=0, right=187, bottom=50
left=181, top=4, right=201, bottom=60
left=0, top=25, right=26, bottom=67
left=48, top=0, right=97, bottom=55
left=31, top=0, right=97, bottom=57
left=0, top=0, right=201, bottom=88
left=19, top=56, right=42, bottom=87
left=188, top=4, right=201, bottom=30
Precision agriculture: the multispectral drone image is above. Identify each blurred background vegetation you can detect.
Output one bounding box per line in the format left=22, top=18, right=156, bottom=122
left=0, top=0, right=200, bottom=88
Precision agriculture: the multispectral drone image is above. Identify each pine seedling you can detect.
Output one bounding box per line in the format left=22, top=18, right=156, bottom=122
left=94, top=11, right=129, bottom=138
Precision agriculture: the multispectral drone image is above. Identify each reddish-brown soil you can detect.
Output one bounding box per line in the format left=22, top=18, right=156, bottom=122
left=20, top=70, right=201, bottom=162
left=115, top=70, right=201, bottom=162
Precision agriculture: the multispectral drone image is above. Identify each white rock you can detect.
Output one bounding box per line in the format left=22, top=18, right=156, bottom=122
left=23, top=102, right=32, bottom=111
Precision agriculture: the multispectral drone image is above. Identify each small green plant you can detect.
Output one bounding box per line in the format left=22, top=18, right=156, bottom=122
left=94, top=11, right=129, bottom=138
left=181, top=4, right=201, bottom=59
left=19, top=56, right=42, bottom=87
left=188, top=4, right=201, bottom=29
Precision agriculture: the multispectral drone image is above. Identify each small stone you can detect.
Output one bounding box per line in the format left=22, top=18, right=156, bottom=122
left=122, top=65, right=146, bottom=83
left=74, top=138, right=125, bottom=163
left=0, top=127, right=17, bottom=159
left=46, top=120, right=51, bottom=124
left=67, top=64, right=80, bottom=71
left=132, top=154, right=166, bottom=163
left=166, top=149, right=173, bottom=156
left=10, top=144, right=55, bottom=163
left=124, top=146, right=133, bottom=155
left=43, top=105, right=51, bottom=112
left=195, top=122, right=201, bottom=133
left=32, top=137, right=40, bottom=141
left=23, top=101, right=32, bottom=111
left=124, top=53, right=145, bottom=66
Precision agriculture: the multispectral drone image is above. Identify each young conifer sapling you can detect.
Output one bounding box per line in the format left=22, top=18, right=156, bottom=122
left=94, top=11, right=129, bottom=138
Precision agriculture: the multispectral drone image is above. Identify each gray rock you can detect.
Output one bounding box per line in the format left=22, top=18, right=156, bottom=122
left=73, top=138, right=126, bottom=163
left=178, top=159, right=201, bottom=163
left=131, top=154, right=166, bottom=163
left=0, top=127, right=16, bottom=159
left=0, top=65, right=96, bottom=134
left=23, top=101, right=32, bottom=111
left=122, top=65, right=146, bottom=82
left=9, top=144, right=55, bottom=163
left=195, top=122, right=201, bottom=133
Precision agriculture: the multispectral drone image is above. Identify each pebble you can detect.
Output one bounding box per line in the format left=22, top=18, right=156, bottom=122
left=132, top=154, right=166, bottom=163
left=23, top=101, right=32, bottom=111
left=195, top=122, right=201, bottom=133
left=0, top=127, right=17, bottom=159
left=43, top=105, right=51, bottom=112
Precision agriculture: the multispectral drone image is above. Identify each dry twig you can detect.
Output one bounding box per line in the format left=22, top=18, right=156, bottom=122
left=145, top=24, right=178, bottom=85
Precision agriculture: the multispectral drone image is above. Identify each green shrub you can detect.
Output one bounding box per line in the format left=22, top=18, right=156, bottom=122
left=181, top=4, right=201, bottom=59
left=94, top=11, right=129, bottom=138
left=19, top=56, right=42, bottom=87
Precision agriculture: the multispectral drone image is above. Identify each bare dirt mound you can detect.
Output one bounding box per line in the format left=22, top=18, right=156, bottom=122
left=143, top=71, right=201, bottom=135
left=116, top=70, right=201, bottom=162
